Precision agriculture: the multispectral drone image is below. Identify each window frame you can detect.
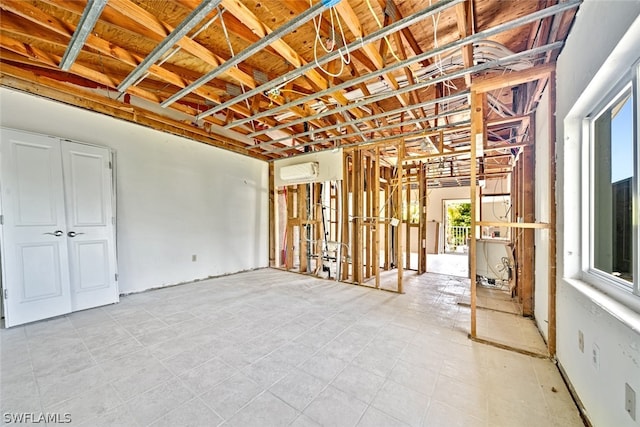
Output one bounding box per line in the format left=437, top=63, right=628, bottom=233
left=582, top=62, right=640, bottom=299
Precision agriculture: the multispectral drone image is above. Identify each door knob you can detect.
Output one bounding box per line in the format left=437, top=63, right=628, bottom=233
left=44, top=230, right=64, bottom=237
left=67, top=231, right=85, bottom=238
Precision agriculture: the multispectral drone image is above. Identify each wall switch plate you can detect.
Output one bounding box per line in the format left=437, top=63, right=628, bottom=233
left=626, top=383, right=636, bottom=421
left=578, top=330, right=584, bottom=353
left=591, top=343, right=600, bottom=371
left=192, top=254, right=197, bottom=262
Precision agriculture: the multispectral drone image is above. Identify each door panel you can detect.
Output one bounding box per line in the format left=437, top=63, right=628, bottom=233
left=67, top=150, right=106, bottom=226
left=61, top=140, right=118, bottom=311
left=1, top=129, right=72, bottom=327
left=74, top=240, right=110, bottom=291
left=13, top=141, right=61, bottom=225
left=21, top=243, right=65, bottom=300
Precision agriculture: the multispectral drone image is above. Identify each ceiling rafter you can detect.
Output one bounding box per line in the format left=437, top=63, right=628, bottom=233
left=455, top=0, right=475, bottom=87
left=0, top=0, right=581, bottom=162
left=0, top=2, right=282, bottom=139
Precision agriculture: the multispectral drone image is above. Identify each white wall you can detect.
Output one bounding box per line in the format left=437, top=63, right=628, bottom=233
left=534, top=88, right=551, bottom=341
left=0, top=88, right=269, bottom=294
left=555, top=2, right=640, bottom=426
left=426, top=186, right=471, bottom=223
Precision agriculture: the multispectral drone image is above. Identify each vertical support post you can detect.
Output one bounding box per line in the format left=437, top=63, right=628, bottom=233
left=513, top=150, right=521, bottom=298
left=418, top=163, right=427, bottom=274
left=548, top=71, right=558, bottom=357
left=384, top=169, right=391, bottom=270
left=269, top=163, right=276, bottom=267
left=286, top=186, right=295, bottom=269
left=374, top=147, right=381, bottom=288
left=342, top=152, right=351, bottom=281
left=298, top=184, right=308, bottom=273
left=469, top=90, right=486, bottom=338
left=365, top=154, right=372, bottom=279
left=315, top=183, right=323, bottom=275
left=521, top=118, right=536, bottom=316
left=354, top=149, right=363, bottom=284
left=405, top=170, right=411, bottom=270
left=397, top=142, right=405, bottom=293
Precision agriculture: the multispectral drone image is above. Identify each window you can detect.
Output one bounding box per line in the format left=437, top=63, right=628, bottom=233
left=588, top=64, right=639, bottom=296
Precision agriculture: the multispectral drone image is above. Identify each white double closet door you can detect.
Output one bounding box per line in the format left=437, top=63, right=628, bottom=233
left=1, top=128, right=118, bottom=327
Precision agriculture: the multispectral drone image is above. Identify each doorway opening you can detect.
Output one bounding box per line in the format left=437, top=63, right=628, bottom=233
left=427, top=199, right=470, bottom=277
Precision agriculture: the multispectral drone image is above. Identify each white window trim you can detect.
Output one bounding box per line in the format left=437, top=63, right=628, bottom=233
left=578, top=62, right=640, bottom=312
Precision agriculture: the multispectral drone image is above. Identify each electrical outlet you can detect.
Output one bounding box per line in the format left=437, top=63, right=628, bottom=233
left=192, top=254, right=197, bottom=262
left=591, top=343, right=600, bottom=371
left=626, top=383, right=636, bottom=421
left=578, top=330, right=584, bottom=353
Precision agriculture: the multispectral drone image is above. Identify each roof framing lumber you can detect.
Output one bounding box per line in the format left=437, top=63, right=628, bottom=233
left=0, top=65, right=272, bottom=160
left=117, top=0, right=223, bottom=92
left=471, top=62, right=555, bottom=93
left=59, top=0, right=107, bottom=71
left=199, top=0, right=465, bottom=121
left=0, top=4, right=274, bottom=133
left=455, top=0, right=475, bottom=87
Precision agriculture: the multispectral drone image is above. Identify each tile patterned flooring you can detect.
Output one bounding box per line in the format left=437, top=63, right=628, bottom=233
left=1, top=269, right=584, bottom=426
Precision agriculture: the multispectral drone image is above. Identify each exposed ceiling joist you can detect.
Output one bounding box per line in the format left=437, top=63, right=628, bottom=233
left=0, top=0, right=581, bottom=166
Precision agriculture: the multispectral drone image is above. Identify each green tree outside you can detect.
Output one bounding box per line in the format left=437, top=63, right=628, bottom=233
left=447, top=203, right=471, bottom=246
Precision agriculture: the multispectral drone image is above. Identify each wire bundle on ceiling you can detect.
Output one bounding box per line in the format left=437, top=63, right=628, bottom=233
left=311, top=1, right=351, bottom=77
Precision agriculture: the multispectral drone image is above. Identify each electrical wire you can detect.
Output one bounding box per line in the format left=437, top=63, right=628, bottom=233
left=311, top=2, right=352, bottom=78
left=364, top=0, right=402, bottom=63
left=219, top=7, right=256, bottom=132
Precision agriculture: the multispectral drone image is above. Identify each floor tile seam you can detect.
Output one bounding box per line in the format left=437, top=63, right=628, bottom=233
left=32, top=327, right=104, bottom=403
left=194, top=378, right=257, bottom=422
left=297, top=383, right=369, bottom=427
left=367, top=383, right=432, bottom=427
left=484, top=384, right=560, bottom=418
left=77, top=321, right=144, bottom=355
left=268, top=373, right=322, bottom=410
left=43, top=382, right=125, bottom=420
left=96, top=368, right=181, bottom=407
left=423, top=397, right=489, bottom=426
left=430, top=368, right=490, bottom=414
left=36, top=362, right=119, bottom=408
left=386, top=366, right=439, bottom=401
left=148, top=395, right=225, bottom=427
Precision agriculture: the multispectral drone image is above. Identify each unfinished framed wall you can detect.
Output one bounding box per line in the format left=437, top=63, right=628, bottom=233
left=272, top=145, right=423, bottom=294
left=468, top=66, right=557, bottom=355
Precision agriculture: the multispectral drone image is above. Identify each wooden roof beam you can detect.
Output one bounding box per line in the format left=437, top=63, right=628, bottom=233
left=0, top=69, right=275, bottom=160
left=105, top=0, right=257, bottom=89
left=471, top=63, right=555, bottom=93
left=333, top=0, right=416, bottom=124
left=376, top=0, right=431, bottom=67
left=0, top=5, right=313, bottom=145
left=177, top=0, right=329, bottom=91
left=0, top=6, right=252, bottom=119
left=455, top=0, right=475, bottom=87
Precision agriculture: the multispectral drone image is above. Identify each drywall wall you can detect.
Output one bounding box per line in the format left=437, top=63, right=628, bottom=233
left=426, top=186, right=471, bottom=223
left=534, top=88, right=551, bottom=341
left=555, top=2, right=640, bottom=426
left=0, top=88, right=269, bottom=294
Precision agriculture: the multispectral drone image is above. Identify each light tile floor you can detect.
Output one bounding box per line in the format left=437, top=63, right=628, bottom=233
left=1, top=269, right=584, bottom=426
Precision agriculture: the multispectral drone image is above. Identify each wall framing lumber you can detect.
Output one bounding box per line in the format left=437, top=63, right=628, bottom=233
left=269, top=163, right=275, bottom=267
left=374, top=147, right=381, bottom=288
left=548, top=71, right=558, bottom=357
left=521, top=131, right=536, bottom=317
left=469, top=90, right=486, bottom=338
left=285, top=186, right=295, bottom=269
left=396, top=142, right=405, bottom=294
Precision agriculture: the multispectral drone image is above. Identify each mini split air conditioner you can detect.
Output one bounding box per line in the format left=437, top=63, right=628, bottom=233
left=279, top=162, right=319, bottom=182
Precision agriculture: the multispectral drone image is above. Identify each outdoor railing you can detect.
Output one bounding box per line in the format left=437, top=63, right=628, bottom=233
left=446, top=226, right=470, bottom=253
